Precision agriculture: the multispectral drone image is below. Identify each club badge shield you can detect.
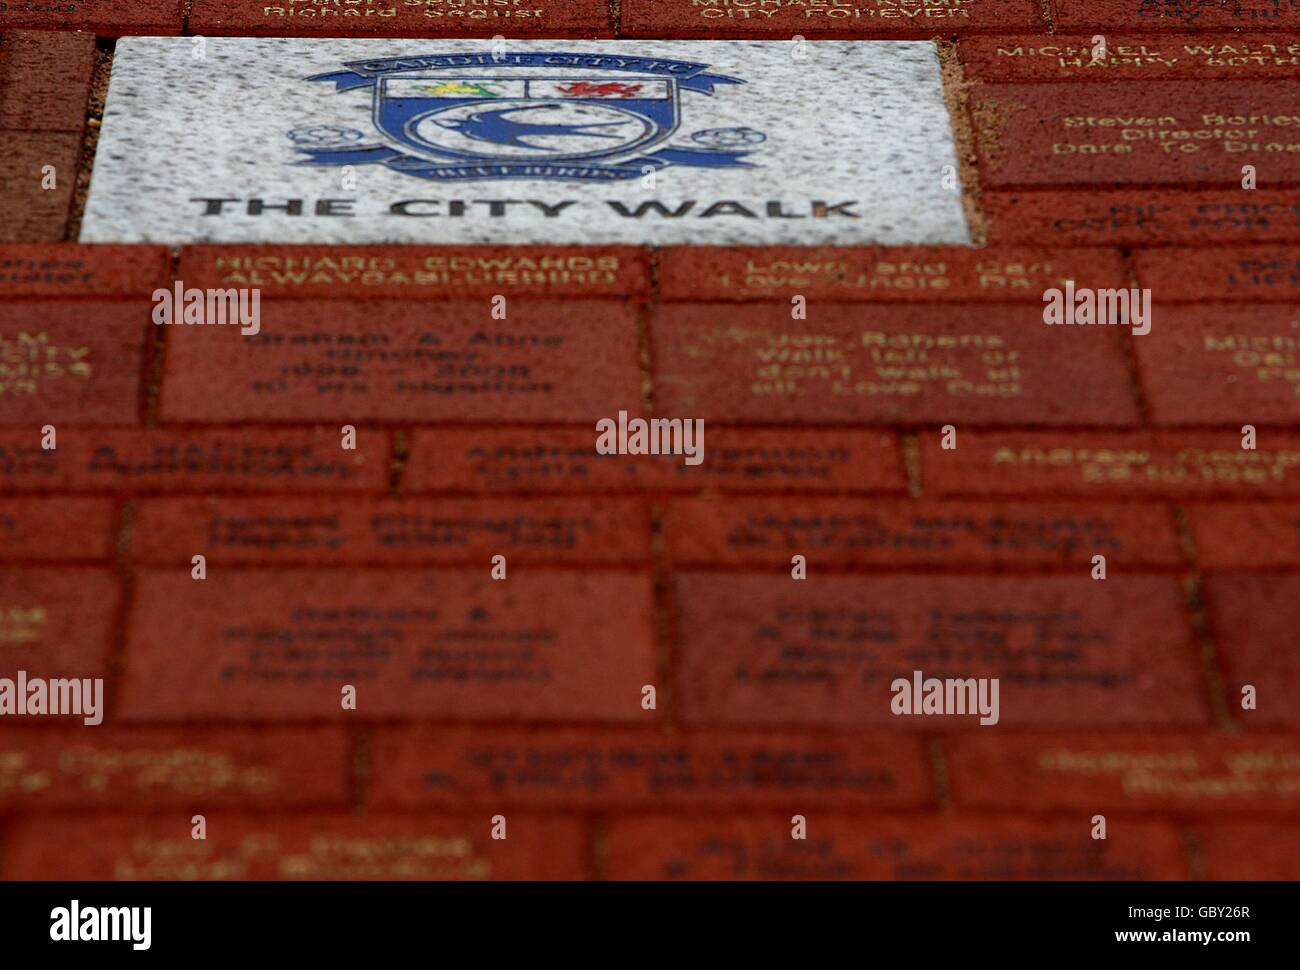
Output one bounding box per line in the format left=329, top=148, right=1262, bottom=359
left=290, top=50, right=765, bottom=183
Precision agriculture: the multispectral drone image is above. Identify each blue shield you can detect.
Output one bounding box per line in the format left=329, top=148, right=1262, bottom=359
left=374, top=75, right=679, bottom=163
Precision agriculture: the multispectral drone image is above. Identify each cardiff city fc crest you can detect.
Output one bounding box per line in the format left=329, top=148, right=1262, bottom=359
left=290, top=51, right=765, bottom=183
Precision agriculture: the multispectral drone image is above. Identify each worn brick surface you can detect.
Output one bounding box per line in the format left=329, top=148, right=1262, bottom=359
left=1203, top=574, right=1300, bottom=726
left=960, top=34, right=1300, bottom=82
left=129, top=496, right=652, bottom=565
left=0, top=301, right=147, bottom=424
left=972, top=82, right=1300, bottom=188
left=189, top=0, right=614, bottom=36
left=673, top=573, right=1206, bottom=727
left=178, top=245, right=648, bottom=300
left=368, top=727, right=933, bottom=809
left=657, top=246, right=1126, bottom=302
left=0, top=496, right=115, bottom=560
left=0, top=427, right=385, bottom=493
left=1133, top=305, right=1300, bottom=426
left=1051, top=0, right=1300, bottom=32
left=0, top=244, right=171, bottom=298
left=0, top=30, right=95, bottom=132
left=619, top=0, right=1045, bottom=37
left=602, top=816, right=1186, bottom=879
left=663, top=496, right=1183, bottom=568
left=159, top=299, right=641, bottom=423
left=1199, top=823, right=1300, bottom=879
left=0, top=132, right=79, bottom=241
left=0, top=0, right=183, bottom=33
left=920, top=430, right=1300, bottom=496
left=0, top=815, right=588, bottom=879
left=403, top=426, right=907, bottom=494
left=121, top=569, right=655, bottom=721
left=946, top=732, right=1300, bottom=815
left=0, top=567, right=118, bottom=677
left=1186, top=501, right=1300, bottom=568
left=1133, top=244, right=1300, bottom=300
left=0, top=726, right=351, bottom=812
left=651, top=303, right=1139, bottom=426
left=984, top=189, right=1300, bottom=245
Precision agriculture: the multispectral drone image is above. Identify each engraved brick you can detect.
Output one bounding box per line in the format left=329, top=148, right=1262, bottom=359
left=368, top=727, right=933, bottom=809
left=158, top=300, right=640, bottom=423
left=602, top=816, right=1186, bottom=879
left=0, top=302, right=147, bottom=425
left=0, top=30, right=95, bottom=132
left=121, top=569, right=654, bottom=721
left=189, top=0, right=614, bottom=37
left=657, top=246, right=1126, bottom=302
left=674, top=572, right=1206, bottom=727
left=177, top=245, right=648, bottom=300
left=0, top=567, right=118, bottom=677
left=650, top=302, right=1139, bottom=426
left=664, top=496, right=1183, bottom=568
left=1133, top=245, right=1300, bottom=301
left=920, top=430, right=1300, bottom=497
left=619, top=0, right=1045, bottom=38
left=0, top=814, right=588, bottom=879
left=130, top=496, right=651, bottom=565
left=946, top=731, right=1300, bottom=815
left=0, top=244, right=171, bottom=298
left=402, top=426, right=906, bottom=494
left=0, top=726, right=351, bottom=812
left=0, top=0, right=183, bottom=33
left=0, top=427, right=386, bottom=493
left=984, top=189, right=1300, bottom=246
left=0, top=133, right=79, bottom=241
left=0, top=497, right=114, bottom=561
left=960, top=33, right=1300, bottom=82
left=1204, top=574, right=1300, bottom=726
left=1133, top=305, right=1300, bottom=425
left=1186, top=501, right=1300, bottom=568
left=1052, top=0, right=1300, bottom=32
left=971, top=81, right=1300, bottom=188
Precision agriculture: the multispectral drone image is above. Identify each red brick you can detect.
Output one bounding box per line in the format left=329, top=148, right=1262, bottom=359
left=1204, top=574, right=1300, bottom=726
left=178, top=245, right=647, bottom=301
left=1186, top=501, right=1300, bottom=568
left=0, top=427, right=385, bottom=493
left=159, top=299, right=640, bottom=423
left=1134, top=245, right=1300, bottom=300
left=946, top=731, right=1300, bottom=815
left=403, top=426, right=906, bottom=495
left=602, top=816, right=1186, bottom=879
left=0, top=31, right=94, bottom=132
left=650, top=303, right=1139, bottom=426
left=1052, top=0, right=1300, bottom=32
left=190, top=0, right=613, bottom=36
left=0, top=0, right=183, bottom=33
left=657, top=246, right=1126, bottom=302
left=674, top=572, right=1205, bottom=727
left=129, top=496, right=651, bottom=566
left=619, top=0, right=1045, bottom=38
left=0, top=567, right=118, bottom=677
left=1132, top=305, right=1300, bottom=426
left=0, top=497, right=114, bottom=561
left=984, top=189, right=1300, bottom=245
left=121, top=569, right=654, bottom=721
left=664, top=497, right=1183, bottom=568
left=920, top=430, right=1300, bottom=497
left=0, top=244, right=171, bottom=298
left=0, top=301, right=147, bottom=425
left=0, top=132, right=78, bottom=241
left=0, top=814, right=587, bottom=879
left=1200, top=823, right=1300, bottom=879
left=960, top=33, right=1300, bottom=82
left=0, top=726, right=351, bottom=812
left=368, top=727, right=933, bottom=810
left=972, top=82, right=1300, bottom=188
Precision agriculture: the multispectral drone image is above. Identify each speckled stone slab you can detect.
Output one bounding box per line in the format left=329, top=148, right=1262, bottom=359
left=81, top=37, right=971, bottom=246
